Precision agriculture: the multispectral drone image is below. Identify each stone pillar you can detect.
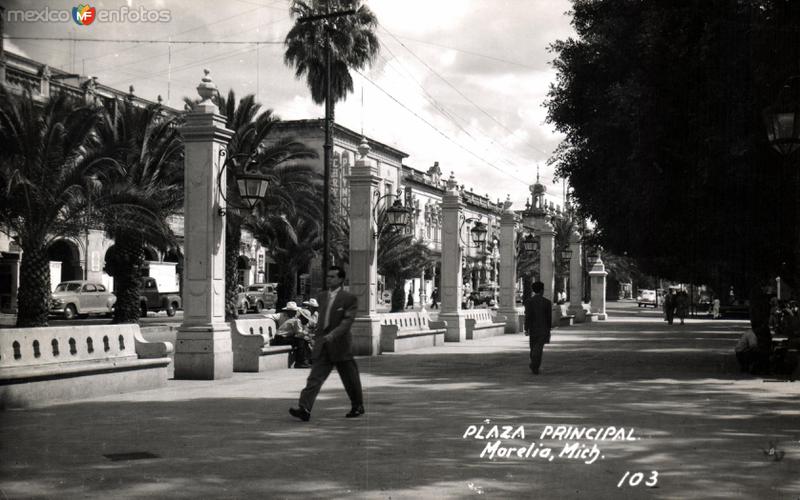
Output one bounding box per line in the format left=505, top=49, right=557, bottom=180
left=497, top=198, right=519, bottom=333
left=174, top=71, right=234, bottom=380
left=536, top=220, right=555, bottom=302
left=589, top=253, right=608, bottom=320
left=567, top=229, right=586, bottom=322
left=346, top=138, right=381, bottom=356
left=439, top=173, right=466, bottom=342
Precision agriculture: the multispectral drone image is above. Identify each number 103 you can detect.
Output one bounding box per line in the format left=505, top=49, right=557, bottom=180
left=617, top=471, right=658, bottom=488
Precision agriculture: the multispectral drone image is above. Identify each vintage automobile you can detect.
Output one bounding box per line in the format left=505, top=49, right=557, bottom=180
left=139, top=276, right=182, bottom=317
left=637, top=289, right=658, bottom=308
left=50, top=280, right=116, bottom=319
left=244, top=283, right=278, bottom=313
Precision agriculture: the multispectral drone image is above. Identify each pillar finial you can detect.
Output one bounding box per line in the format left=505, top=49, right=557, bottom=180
left=503, top=194, right=513, bottom=212
left=446, top=171, right=458, bottom=191
left=358, top=136, right=371, bottom=159
left=197, top=69, right=217, bottom=105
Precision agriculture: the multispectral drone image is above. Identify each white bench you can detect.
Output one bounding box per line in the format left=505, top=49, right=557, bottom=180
left=0, top=324, right=172, bottom=409
left=379, top=311, right=447, bottom=353
left=230, top=317, right=292, bottom=372
left=462, top=309, right=507, bottom=340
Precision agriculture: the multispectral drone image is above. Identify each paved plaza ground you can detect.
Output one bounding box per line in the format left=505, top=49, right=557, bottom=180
left=1, top=302, right=798, bottom=499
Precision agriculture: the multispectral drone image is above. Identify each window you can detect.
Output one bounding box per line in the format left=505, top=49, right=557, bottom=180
left=97, top=285, right=106, bottom=292
left=83, top=284, right=96, bottom=292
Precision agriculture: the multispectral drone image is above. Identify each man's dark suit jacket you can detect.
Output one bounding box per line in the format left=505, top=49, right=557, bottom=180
left=311, top=289, right=358, bottom=362
left=524, top=294, right=552, bottom=343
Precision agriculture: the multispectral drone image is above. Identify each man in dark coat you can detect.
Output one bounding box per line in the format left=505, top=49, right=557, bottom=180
left=289, top=266, right=364, bottom=421
left=524, top=281, right=552, bottom=374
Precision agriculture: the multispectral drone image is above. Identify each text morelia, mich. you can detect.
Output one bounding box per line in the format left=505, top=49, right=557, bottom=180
left=462, top=425, right=637, bottom=442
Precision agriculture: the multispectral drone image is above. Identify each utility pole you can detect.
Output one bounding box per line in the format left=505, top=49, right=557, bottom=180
left=299, top=7, right=356, bottom=290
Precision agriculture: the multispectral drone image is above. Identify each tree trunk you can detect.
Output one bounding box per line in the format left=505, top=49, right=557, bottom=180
left=16, top=243, right=51, bottom=327
left=275, top=267, right=295, bottom=311
left=390, top=284, right=406, bottom=313
left=225, top=219, right=241, bottom=321
left=109, top=236, right=145, bottom=324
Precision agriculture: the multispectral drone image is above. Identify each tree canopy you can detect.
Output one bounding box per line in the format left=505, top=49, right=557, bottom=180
left=546, top=0, right=800, bottom=293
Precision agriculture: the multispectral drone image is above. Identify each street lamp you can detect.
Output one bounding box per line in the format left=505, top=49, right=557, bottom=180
left=458, top=216, right=488, bottom=248
left=216, top=150, right=269, bottom=216
left=764, top=75, right=800, bottom=296
left=522, top=233, right=538, bottom=254
left=373, top=189, right=411, bottom=239
left=764, top=76, right=800, bottom=156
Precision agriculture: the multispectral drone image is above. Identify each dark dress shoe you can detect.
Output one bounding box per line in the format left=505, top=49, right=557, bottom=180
left=289, top=407, right=311, bottom=422
left=294, top=363, right=312, bottom=369
left=345, top=405, right=365, bottom=418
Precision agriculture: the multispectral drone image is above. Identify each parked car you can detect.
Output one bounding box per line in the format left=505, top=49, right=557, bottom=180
left=234, top=286, right=250, bottom=314
left=139, top=276, right=182, bottom=317
left=50, top=280, right=116, bottom=319
left=244, top=283, right=278, bottom=313
left=637, top=289, right=658, bottom=308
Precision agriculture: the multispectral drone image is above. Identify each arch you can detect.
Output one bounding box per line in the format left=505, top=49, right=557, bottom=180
left=47, top=239, right=82, bottom=282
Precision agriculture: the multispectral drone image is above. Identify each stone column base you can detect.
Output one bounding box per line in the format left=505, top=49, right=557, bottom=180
left=351, top=316, right=381, bottom=356
left=174, top=324, right=233, bottom=380
left=437, top=311, right=466, bottom=342
left=496, top=307, right=519, bottom=333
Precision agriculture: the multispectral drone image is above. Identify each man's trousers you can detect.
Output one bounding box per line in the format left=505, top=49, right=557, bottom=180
left=299, top=356, right=363, bottom=411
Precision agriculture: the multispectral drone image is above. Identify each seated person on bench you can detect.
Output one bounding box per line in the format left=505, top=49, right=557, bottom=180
left=270, top=302, right=312, bottom=368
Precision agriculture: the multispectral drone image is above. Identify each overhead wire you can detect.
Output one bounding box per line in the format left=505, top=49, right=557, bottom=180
left=378, top=24, right=551, bottom=159
left=354, top=68, right=531, bottom=186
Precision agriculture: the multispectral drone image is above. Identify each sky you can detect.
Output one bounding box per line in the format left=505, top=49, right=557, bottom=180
left=2, top=0, right=576, bottom=210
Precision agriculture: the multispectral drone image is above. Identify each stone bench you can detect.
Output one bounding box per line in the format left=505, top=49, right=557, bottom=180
left=0, top=324, right=172, bottom=409
left=230, top=317, right=292, bottom=372
left=462, top=309, right=507, bottom=340
left=379, top=311, right=447, bottom=353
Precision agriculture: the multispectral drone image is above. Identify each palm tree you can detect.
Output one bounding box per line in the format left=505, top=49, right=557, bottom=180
left=0, top=87, right=103, bottom=327
left=374, top=203, right=434, bottom=312
left=208, top=90, right=319, bottom=318
left=284, top=0, right=380, bottom=106
left=247, top=176, right=325, bottom=308
left=92, top=100, right=184, bottom=323
left=285, top=0, right=380, bottom=278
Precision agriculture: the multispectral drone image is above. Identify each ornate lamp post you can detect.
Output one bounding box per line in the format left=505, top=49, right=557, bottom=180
left=764, top=76, right=800, bottom=296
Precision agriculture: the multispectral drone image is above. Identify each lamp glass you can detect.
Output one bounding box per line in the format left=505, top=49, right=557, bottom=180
left=385, top=199, right=409, bottom=230
left=237, top=175, right=269, bottom=210
left=471, top=221, right=488, bottom=245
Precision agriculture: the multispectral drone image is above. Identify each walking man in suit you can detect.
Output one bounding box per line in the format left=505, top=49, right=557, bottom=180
left=524, top=281, right=552, bottom=374
left=289, top=266, right=364, bottom=421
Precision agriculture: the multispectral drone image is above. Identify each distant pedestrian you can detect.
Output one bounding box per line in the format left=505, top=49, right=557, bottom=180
left=430, top=287, right=440, bottom=309
left=406, top=289, right=415, bottom=309
left=289, top=266, right=364, bottom=422
left=711, top=298, right=721, bottom=319
left=524, top=281, right=552, bottom=375
left=664, top=289, right=675, bottom=325
left=675, top=290, right=689, bottom=325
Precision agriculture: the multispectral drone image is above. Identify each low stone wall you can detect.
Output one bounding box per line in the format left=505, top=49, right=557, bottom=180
left=0, top=324, right=172, bottom=409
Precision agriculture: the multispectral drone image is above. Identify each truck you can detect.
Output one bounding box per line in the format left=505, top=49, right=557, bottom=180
left=139, top=276, right=182, bottom=317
